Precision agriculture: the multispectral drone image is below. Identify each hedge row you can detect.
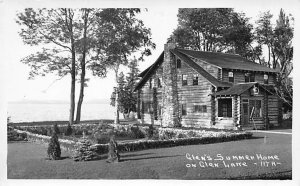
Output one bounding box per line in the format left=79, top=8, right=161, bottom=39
left=92, top=132, right=253, bottom=154
left=13, top=129, right=78, bottom=152
left=13, top=127, right=253, bottom=156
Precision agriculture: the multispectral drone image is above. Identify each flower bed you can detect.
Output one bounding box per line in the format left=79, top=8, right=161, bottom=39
left=11, top=123, right=253, bottom=158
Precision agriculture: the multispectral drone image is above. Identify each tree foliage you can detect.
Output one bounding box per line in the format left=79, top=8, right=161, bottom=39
left=47, top=132, right=61, bottom=160
left=90, top=8, right=155, bottom=123
left=16, top=9, right=83, bottom=125
left=169, top=8, right=254, bottom=59
left=110, top=58, right=140, bottom=117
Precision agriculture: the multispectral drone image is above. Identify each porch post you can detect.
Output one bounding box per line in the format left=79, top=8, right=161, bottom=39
left=233, top=95, right=239, bottom=128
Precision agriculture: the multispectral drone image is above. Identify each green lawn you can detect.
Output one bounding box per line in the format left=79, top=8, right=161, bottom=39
left=7, top=131, right=292, bottom=179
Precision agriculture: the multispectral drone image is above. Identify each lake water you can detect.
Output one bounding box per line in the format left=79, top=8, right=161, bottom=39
left=7, top=103, right=116, bottom=123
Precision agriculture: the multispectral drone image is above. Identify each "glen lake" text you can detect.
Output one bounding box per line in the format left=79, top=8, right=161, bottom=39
left=185, top=153, right=281, bottom=168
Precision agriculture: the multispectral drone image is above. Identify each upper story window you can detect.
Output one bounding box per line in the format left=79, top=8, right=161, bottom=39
left=228, top=72, right=234, bottom=83
left=264, top=74, right=269, bottom=84
left=245, top=72, right=255, bottom=82
left=182, top=74, right=188, bottom=86
left=149, top=78, right=153, bottom=88
left=176, top=58, right=181, bottom=68
left=193, top=74, right=199, bottom=85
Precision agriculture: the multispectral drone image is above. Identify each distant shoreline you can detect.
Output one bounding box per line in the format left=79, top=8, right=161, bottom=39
left=8, top=100, right=110, bottom=104
left=8, top=119, right=114, bottom=126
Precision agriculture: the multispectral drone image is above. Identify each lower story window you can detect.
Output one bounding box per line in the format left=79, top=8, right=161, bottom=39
left=182, top=103, right=187, bottom=116
left=249, top=100, right=262, bottom=118
left=194, top=105, right=207, bottom=113
left=218, top=98, right=232, bottom=117
left=142, top=102, right=152, bottom=114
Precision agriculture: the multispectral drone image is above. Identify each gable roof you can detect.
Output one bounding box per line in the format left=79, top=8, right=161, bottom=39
left=170, top=49, right=232, bottom=88
left=214, top=82, right=276, bottom=96
left=177, top=48, right=278, bottom=73
left=214, top=82, right=257, bottom=96
left=134, top=52, right=164, bottom=91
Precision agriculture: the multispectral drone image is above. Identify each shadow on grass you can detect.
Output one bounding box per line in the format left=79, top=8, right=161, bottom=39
left=120, top=154, right=182, bottom=162
left=121, top=152, right=155, bottom=158
left=229, top=170, right=292, bottom=180
left=45, top=156, right=70, bottom=161
left=248, top=136, right=265, bottom=140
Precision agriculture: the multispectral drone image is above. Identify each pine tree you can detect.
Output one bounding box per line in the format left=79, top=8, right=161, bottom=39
left=72, top=138, right=98, bottom=161
left=47, top=132, right=61, bottom=160
left=53, top=123, right=60, bottom=135
left=65, top=124, right=73, bottom=136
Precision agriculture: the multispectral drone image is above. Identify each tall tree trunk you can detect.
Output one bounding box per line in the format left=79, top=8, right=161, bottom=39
left=75, top=57, right=86, bottom=123
left=114, top=68, right=120, bottom=124
left=75, top=9, right=89, bottom=124
left=69, top=54, right=76, bottom=125
left=67, top=8, right=76, bottom=125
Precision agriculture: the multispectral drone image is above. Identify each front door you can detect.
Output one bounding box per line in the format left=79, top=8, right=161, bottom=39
left=242, top=100, right=249, bottom=126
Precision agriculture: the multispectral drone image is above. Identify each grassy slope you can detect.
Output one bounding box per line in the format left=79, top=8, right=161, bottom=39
left=7, top=131, right=291, bottom=179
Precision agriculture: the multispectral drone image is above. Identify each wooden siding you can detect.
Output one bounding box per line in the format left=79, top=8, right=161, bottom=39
left=222, top=69, right=276, bottom=85
left=138, top=54, right=280, bottom=130
left=214, top=96, right=235, bottom=129
left=268, top=95, right=280, bottom=127
left=240, top=87, right=266, bottom=129
left=176, top=62, right=212, bottom=128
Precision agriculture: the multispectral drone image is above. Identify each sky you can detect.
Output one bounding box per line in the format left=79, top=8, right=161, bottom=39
left=0, top=0, right=298, bottom=103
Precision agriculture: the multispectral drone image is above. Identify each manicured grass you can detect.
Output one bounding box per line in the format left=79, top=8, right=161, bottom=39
left=7, top=131, right=291, bottom=179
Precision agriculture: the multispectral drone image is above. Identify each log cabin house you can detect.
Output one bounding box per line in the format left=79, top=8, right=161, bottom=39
left=134, top=42, right=282, bottom=130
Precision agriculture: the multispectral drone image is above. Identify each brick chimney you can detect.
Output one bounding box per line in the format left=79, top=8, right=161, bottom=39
left=161, top=42, right=180, bottom=127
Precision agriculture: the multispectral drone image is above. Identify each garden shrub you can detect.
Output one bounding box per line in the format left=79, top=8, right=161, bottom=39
left=47, top=132, right=61, bottom=160
left=65, top=124, right=73, bottom=136
left=95, top=133, right=110, bottom=144
left=72, top=138, right=99, bottom=161
left=176, top=133, right=187, bottom=139
left=53, top=124, right=60, bottom=135
left=7, top=130, right=27, bottom=141
left=129, top=126, right=145, bottom=139
left=187, top=131, right=198, bottom=137
left=158, top=130, right=176, bottom=140
left=146, top=125, right=154, bottom=139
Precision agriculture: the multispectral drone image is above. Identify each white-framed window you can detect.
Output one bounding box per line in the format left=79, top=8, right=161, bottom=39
left=264, top=74, right=269, bottom=84
left=218, top=98, right=232, bottom=117
left=193, top=74, right=199, bottom=85
left=182, top=74, right=188, bottom=86
left=228, top=71, right=234, bottom=83
left=249, top=100, right=262, bottom=118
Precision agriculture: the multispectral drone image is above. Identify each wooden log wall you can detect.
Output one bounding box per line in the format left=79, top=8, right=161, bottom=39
left=175, top=60, right=213, bottom=128
left=222, top=69, right=276, bottom=85
left=240, top=88, right=265, bottom=129
left=268, top=95, right=280, bottom=127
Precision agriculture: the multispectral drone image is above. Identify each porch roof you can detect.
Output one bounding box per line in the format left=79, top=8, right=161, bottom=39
left=214, top=82, right=257, bottom=96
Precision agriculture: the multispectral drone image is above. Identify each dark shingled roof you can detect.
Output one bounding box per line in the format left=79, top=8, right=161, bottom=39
left=138, top=64, right=153, bottom=77
left=170, top=49, right=232, bottom=88
left=135, top=47, right=278, bottom=91
left=134, top=52, right=164, bottom=91
left=177, top=48, right=278, bottom=73
left=215, top=82, right=257, bottom=96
